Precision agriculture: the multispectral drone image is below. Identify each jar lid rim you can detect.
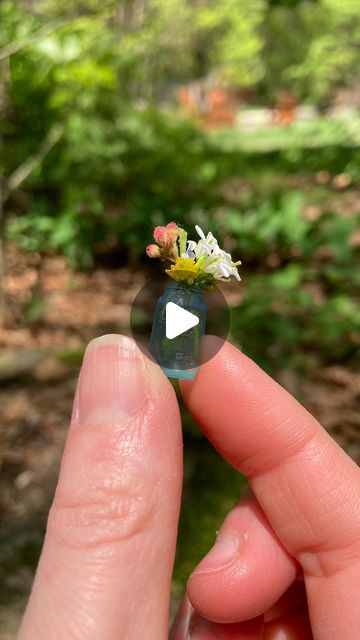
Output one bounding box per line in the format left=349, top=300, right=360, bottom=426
left=165, top=282, right=202, bottom=290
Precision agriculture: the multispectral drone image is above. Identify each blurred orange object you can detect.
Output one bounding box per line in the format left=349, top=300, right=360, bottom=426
left=177, top=83, right=239, bottom=128
left=273, top=92, right=297, bottom=124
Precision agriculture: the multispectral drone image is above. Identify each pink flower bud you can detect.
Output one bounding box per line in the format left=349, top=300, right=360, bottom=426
left=153, top=222, right=180, bottom=246
left=146, top=244, right=161, bottom=258
left=153, top=226, right=166, bottom=244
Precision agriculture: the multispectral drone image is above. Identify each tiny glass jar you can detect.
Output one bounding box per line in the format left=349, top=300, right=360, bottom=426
left=149, top=281, right=207, bottom=379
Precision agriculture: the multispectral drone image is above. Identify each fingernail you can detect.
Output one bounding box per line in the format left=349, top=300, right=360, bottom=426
left=187, top=619, right=215, bottom=640
left=73, top=334, right=147, bottom=425
left=170, top=594, right=194, bottom=640
left=192, top=533, right=238, bottom=575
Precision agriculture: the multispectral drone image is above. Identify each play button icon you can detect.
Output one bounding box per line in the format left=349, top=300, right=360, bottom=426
left=165, top=302, right=199, bottom=340
left=130, top=275, right=230, bottom=373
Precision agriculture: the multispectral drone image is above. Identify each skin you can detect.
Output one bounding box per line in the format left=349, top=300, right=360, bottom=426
left=17, top=334, right=360, bottom=640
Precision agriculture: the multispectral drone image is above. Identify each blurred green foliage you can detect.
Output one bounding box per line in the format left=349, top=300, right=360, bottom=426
left=225, top=191, right=360, bottom=371
left=1, top=0, right=359, bottom=375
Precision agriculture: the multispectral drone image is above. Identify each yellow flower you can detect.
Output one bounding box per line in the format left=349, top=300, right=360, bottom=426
left=165, top=257, right=201, bottom=286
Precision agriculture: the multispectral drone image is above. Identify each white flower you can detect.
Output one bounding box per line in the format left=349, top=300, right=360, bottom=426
left=194, top=225, right=218, bottom=256
left=191, top=225, right=241, bottom=281
left=182, top=239, right=197, bottom=258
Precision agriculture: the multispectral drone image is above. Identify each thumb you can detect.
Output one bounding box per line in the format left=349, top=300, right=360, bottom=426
left=18, top=335, right=183, bottom=640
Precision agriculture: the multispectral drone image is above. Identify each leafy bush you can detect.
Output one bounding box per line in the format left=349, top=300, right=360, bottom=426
left=229, top=207, right=360, bottom=371
left=3, top=0, right=359, bottom=269
left=7, top=107, right=228, bottom=266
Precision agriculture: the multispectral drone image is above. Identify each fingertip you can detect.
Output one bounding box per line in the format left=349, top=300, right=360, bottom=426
left=179, top=335, right=235, bottom=398
left=75, top=334, right=149, bottom=425
left=186, top=494, right=297, bottom=623
left=76, top=333, right=178, bottom=429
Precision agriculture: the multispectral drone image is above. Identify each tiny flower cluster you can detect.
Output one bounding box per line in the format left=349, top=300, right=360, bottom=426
left=146, top=222, right=241, bottom=290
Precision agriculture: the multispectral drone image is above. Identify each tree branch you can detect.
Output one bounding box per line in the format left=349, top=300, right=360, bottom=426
left=2, top=124, right=64, bottom=202
left=0, top=20, right=64, bottom=62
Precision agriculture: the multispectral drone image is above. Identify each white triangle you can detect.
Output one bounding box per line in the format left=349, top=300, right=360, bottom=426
left=166, top=302, right=199, bottom=340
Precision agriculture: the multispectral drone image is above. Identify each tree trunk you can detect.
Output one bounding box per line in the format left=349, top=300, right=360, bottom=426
left=0, top=30, right=63, bottom=327
left=0, top=57, right=9, bottom=327
left=0, top=177, right=6, bottom=327
left=0, top=237, right=4, bottom=327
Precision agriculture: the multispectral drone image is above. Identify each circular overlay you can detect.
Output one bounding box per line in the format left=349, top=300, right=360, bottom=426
left=130, top=275, right=230, bottom=371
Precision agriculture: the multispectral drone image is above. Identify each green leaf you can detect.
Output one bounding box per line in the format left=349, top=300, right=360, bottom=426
left=178, top=228, right=188, bottom=256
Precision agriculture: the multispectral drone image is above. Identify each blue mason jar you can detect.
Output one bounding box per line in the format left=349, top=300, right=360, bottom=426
left=149, top=282, right=207, bottom=379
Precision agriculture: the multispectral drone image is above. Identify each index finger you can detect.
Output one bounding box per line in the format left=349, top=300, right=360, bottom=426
left=180, top=337, right=360, bottom=638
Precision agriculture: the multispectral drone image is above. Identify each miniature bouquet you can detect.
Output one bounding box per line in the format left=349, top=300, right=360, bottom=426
left=146, top=222, right=241, bottom=290
left=147, top=222, right=241, bottom=380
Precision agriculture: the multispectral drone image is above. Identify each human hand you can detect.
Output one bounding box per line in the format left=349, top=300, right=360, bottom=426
left=17, top=335, right=360, bottom=640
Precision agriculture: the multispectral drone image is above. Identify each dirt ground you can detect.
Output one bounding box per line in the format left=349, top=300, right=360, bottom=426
left=0, top=246, right=359, bottom=638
